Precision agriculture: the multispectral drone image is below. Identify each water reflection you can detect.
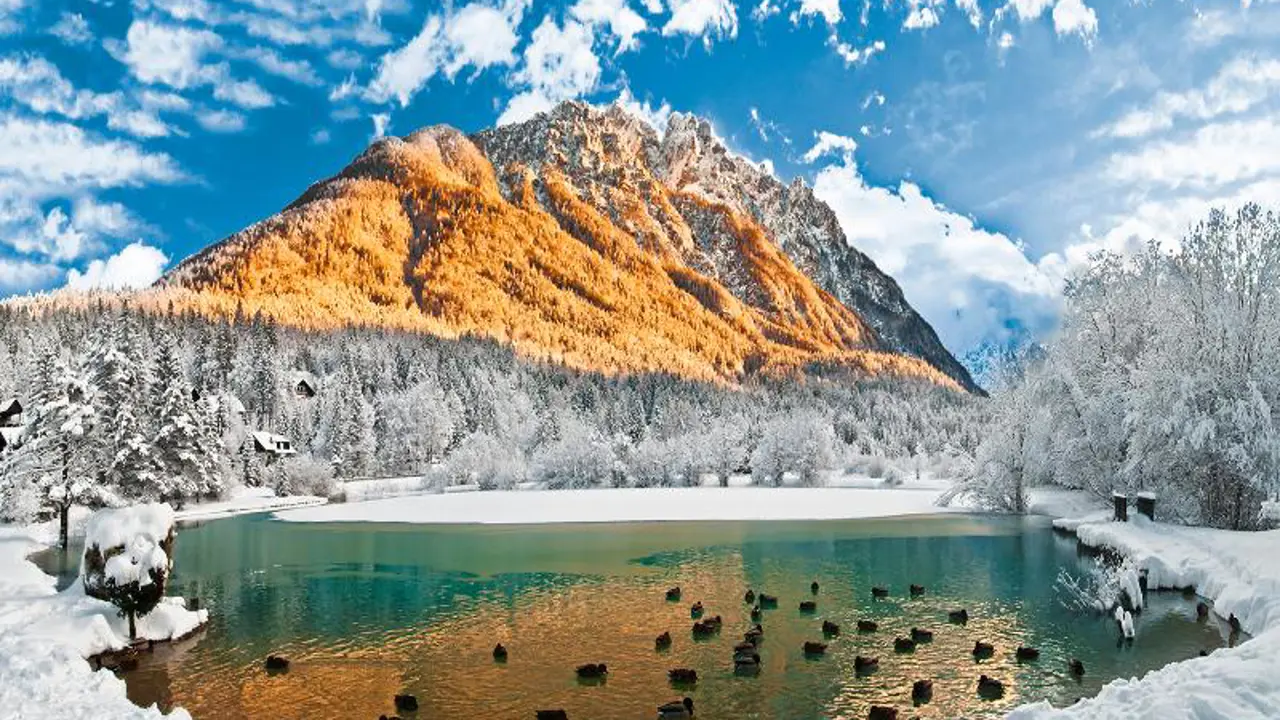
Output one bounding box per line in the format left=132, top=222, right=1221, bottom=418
left=114, top=514, right=1226, bottom=719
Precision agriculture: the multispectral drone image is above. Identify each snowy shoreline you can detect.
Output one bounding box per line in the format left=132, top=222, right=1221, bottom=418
left=274, top=485, right=955, bottom=525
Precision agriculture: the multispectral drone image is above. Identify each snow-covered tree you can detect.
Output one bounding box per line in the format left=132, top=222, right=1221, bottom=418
left=152, top=335, right=220, bottom=504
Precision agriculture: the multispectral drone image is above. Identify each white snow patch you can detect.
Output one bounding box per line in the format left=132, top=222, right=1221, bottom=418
left=276, top=486, right=953, bottom=525
left=1012, top=500, right=1280, bottom=719
left=174, top=486, right=326, bottom=523
left=0, top=517, right=203, bottom=719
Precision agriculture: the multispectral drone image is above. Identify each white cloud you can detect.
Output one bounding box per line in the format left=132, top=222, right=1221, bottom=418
left=572, top=0, right=648, bottom=53
left=0, top=115, right=182, bottom=193
left=955, top=0, right=982, bottom=28
left=1097, top=55, right=1280, bottom=139
left=613, top=87, right=672, bottom=134
left=49, top=12, right=92, bottom=45
left=236, top=46, right=322, bottom=86
left=663, top=0, right=738, bottom=45
left=0, top=257, right=61, bottom=294
left=904, top=5, right=940, bottom=31
left=997, top=30, right=1015, bottom=49
left=0, top=55, right=174, bottom=138
left=812, top=152, right=1058, bottom=352
left=793, top=0, right=841, bottom=26
left=498, top=16, right=602, bottom=125
left=371, top=112, right=390, bottom=138
left=751, top=0, right=780, bottom=22
left=327, top=48, right=364, bottom=69
left=1051, top=0, right=1097, bottom=40
left=831, top=38, right=885, bottom=65
left=861, top=90, right=886, bottom=109
left=1104, top=117, right=1280, bottom=191
left=998, top=0, right=1097, bottom=40
left=366, top=3, right=524, bottom=107
left=112, top=21, right=278, bottom=110
left=310, top=127, right=332, bottom=144
left=749, top=106, right=789, bottom=144
left=114, top=20, right=223, bottom=89
left=801, top=130, right=858, bottom=163
left=66, top=242, right=170, bottom=290
left=197, top=108, right=247, bottom=132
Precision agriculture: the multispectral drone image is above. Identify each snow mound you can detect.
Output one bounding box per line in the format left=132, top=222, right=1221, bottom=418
left=84, top=504, right=174, bottom=560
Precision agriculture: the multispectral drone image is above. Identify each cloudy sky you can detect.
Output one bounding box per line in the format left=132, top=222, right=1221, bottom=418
left=2, top=0, right=1278, bottom=356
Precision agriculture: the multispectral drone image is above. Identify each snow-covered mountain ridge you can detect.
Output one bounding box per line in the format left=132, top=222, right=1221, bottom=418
left=161, top=101, right=976, bottom=391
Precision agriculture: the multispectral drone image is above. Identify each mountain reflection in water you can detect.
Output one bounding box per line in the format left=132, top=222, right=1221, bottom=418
left=117, top=514, right=1228, bottom=719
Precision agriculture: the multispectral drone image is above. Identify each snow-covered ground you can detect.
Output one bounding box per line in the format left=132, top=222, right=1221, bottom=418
left=0, top=516, right=204, bottom=719
left=1010, top=503, right=1280, bottom=719
left=173, top=486, right=326, bottom=523
left=275, top=484, right=954, bottom=525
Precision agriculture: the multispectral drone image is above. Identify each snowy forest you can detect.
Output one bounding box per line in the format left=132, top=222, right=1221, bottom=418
left=0, top=298, right=983, bottom=542
left=964, top=205, right=1280, bottom=530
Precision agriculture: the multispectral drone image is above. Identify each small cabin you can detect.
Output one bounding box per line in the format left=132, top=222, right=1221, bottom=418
left=0, top=398, right=22, bottom=428
left=251, top=431, right=297, bottom=457
left=293, top=377, right=317, bottom=399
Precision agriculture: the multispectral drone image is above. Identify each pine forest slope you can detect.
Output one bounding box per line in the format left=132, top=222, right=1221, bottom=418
left=159, top=102, right=975, bottom=391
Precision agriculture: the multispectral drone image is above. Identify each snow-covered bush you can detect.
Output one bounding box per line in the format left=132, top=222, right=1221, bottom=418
left=445, top=433, right=526, bottom=490
left=750, top=411, right=835, bottom=487
left=277, top=455, right=338, bottom=497
left=0, top=475, right=41, bottom=523
left=628, top=434, right=677, bottom=487
left=81, top=503, right=175, bottom=640
left=532, top=420, right=614, bottom=489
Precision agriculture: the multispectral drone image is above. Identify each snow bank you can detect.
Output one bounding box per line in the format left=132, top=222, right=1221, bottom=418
left=276, top=486, right=953, bottom=525
left=84, top=503, right=174, bottom=587
left=174, top=486, right=327, bottom=523
left=1012, top=505, right=1280, bottom=719
left=0, top=516, right=204, bottom=719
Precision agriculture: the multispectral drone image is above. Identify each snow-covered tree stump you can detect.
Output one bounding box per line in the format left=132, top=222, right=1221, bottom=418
left=81, top=504, right=176, bottom=641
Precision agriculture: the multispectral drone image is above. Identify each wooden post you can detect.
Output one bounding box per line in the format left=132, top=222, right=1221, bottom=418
left=1135, top=492, right=1156, bottom=521
left=1113, top=493, right=1128, bottom=522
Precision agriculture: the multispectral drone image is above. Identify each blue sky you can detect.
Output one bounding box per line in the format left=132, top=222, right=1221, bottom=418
left=3, top=0, right=1280, bottom=356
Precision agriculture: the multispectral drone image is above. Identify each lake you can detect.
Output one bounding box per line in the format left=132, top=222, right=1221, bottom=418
left=78, top=513, right=1230, bottom=719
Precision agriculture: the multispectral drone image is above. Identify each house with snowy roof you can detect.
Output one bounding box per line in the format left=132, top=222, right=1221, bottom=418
left=0, top=398, right=23, bottom=427
left=251, top=431, right=297, bottom=458
left=291, top=372, right=317, bottom=399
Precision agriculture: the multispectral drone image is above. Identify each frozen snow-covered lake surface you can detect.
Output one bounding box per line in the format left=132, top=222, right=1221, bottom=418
left=274, top=485, right=953, bottom=525
left=99, top=512, right=1228, bottom=719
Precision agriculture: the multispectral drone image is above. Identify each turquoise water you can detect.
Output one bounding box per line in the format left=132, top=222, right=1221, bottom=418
left=111, top=513, right=1227, bottom=719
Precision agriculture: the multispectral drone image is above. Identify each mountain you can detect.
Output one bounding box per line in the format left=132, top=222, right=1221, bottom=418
left=161, top=101, right=977, bottom=392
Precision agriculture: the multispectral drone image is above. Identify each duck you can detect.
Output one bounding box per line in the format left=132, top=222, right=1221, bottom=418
left=912, top=679, right=933, bottom=703
left=734, top=650, right=761, bottom=674
left=744, top=626, right=764, bottom=646
left=977, top=675, right=1005, bottom=699
left=910, top=627, right=933, bottom=643
left=1196, top=601, right=1209, bottom=619
left=734, top=641, right=757, bottom=653
left=576, top=663, right=608, bottom=679
left=666, top=586, right=682, bottom=601
left=667, top=669, right=697, bottom=684
left=744, top=589, right=756, bottom=604
left=758, top=594, right=778, bottom=608
left=868, top=706, right=898, bottom=720
left=822, top=620, right=841, bottom=636
left=536, top=711, right=569, bottom=720
left=1069, top=658, right=1085, bottom=677
left=655, top=631, right=672, bottom=650
left=803, top=641, right=827, bottom=655
left=704, top=615, right=723, bottom=628
left=1016, top=646, right=1040, bottom=661
left=854, top=655, right=879, bottom=673
left=871, top=586, right=889, bottom=599
left=493, top=643, right=508, bottom=661
left=658, top=697, right=694, bottom=719
left=393, top=694, right=418, bottom=712
left=811, top=581, right=820, bottom=594
left=264, top=655, right=289, bottom=672
left=1229, top=614, right=1243, bottom=633
left=909, top=584, right=926, bottom=597
left=690, top=602, right=704, bottom=619
left=972, top=641, right=995, bottom=659
left=948, top=608, right=969, bottom=624
left=894, top=637, right=916, bottom=653
left=750, top=606, right=763, bottom=622
left=857, top=619, right=878, bottom=633
left=799, top=600, right=817, bottom=613
left=691, top=619, right=721, bottom=637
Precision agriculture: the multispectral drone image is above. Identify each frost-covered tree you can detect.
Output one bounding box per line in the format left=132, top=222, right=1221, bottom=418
left=750, top=411, right=835, bottom=487
left=532, top=418, right=614, bottom=489
left=152, top=335, right=221, bottom=504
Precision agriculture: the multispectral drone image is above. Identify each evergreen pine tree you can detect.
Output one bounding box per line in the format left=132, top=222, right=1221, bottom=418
left=152, top=334, right=217, bottom=505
